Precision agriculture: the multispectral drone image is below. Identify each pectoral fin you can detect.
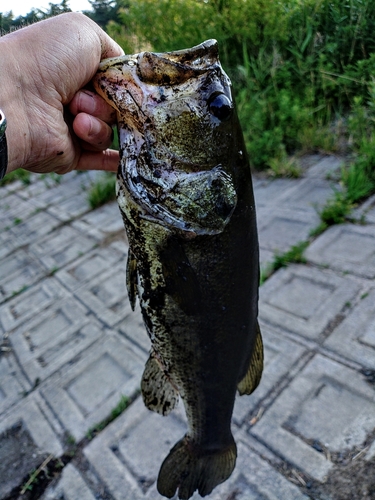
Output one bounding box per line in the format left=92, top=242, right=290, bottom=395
left=237, top=321, right=263, bottom=395
left=141, top=352, right=179, bottom=416
left=126, top=250, right=138, bottom=310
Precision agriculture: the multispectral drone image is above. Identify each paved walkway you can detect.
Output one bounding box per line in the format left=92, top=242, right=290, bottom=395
left=1, top=154, right=375, bottom=500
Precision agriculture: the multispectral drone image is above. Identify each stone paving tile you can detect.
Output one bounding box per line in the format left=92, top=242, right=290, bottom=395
left=84, top=396, right=307, bottom=500
left=304, top=155, right=343, bottom=178
left=2, top=153, right=374, bottom=498
left=7, top=210, right=61, bottom=247
left=42, top=463, right=96, bottom=500
left=0, top=392, right=63, bottom=497
left=259, top=264, right=361, bottom=341
left=40, top=332, right=145, bottom=442
left=0, top=249, right=45, bottom=304
left=323, top=287, right=375, bottom=368
left=72, top=201, right=124, bottom=241
left=257, top=206, right=320, bottom=254
left=75, top=262, right=132, bottom=327
left=55, top=240, right=126, bottom=291
left=259, top=247, right=274, bottom=271
left=19, top=176, right=84, bottom=206
left=118, top=307, right=151, bottom=353
left=0, top=278, right=68, bottom=332
left=366, top=440, right=375, bottom=461
left=351, top=194, right=375, bottom=223
left=275, top=177, right=336, bottom=213
left=30, top=225, right=98, bottom=272
left=47, top=191, right=92, bottom=222
left=233, top=324, right=307, bottom=425
left=8, top=298, right=98, bottom=384
left=363, top=197, right=375, bottom=224
left=11, top=178, right=50, bottom=200
left=0, top=230, right=23, bottom=260
left=305, top=223, right=375, bottom=278
left=0, top=192, right=44, bottom=232
left=251, top=353, right=375, bottom=482
left=253, top=177, right=300, bottom=208
left=209, top=435, right=309, bottom=500
left=0, top=351, right=31, bottom=417
left=84, top=397, right=188, bottom=500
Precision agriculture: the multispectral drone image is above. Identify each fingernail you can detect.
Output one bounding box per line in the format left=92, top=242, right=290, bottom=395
left=87, top=115, right=102, bottom=138
left=78, top=90, right=96, bottom=114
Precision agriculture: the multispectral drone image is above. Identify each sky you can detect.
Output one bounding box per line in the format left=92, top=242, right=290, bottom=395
left=1, top=0, right=92, bottom=17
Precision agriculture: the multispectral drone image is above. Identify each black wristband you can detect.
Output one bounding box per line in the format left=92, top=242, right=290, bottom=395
left=0, top=110, right=8, bottom=181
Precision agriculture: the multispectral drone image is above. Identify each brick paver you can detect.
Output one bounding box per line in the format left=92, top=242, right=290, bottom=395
left=1, top=158, right=374, bottom=499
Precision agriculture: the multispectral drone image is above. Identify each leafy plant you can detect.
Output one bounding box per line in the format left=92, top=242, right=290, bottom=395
left=318, top=190, right=352, bottom=226
left=108, top=0, right=375, bottom=173
left=87, top=172, right=116, bottom=209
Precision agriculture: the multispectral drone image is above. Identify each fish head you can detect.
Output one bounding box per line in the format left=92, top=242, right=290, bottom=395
left=93, top=40, right=239, bottom=236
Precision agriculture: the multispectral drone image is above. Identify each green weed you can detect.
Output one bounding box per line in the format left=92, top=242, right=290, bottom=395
left=260, top=241, right=309, bottom=284
left=0, top=169, right=31, bottom=186
left=40, top=172, right=63, bottom=187
left=20, top=455, right=53, bottom=495
left=87, top=173, right=116, bottom=209
left=87, top=395, right=130, bottom=439
left=318, top=191, right=352, bottom=226
left=267, top=155, right=302, bottom=178
left=297, top=122, right=339, bottom=154
left=11, top=285, right=28, bottom=297
left=309, top=222, right=328, bottom=238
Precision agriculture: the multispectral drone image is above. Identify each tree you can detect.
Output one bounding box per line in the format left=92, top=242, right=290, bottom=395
left=84, top=0, right=119, bottom=28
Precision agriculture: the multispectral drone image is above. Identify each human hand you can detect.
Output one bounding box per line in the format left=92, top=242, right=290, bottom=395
left=0, top=12, right=124, bottom=176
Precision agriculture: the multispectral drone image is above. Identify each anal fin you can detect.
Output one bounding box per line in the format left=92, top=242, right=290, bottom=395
left=141, top=352, right=179, bottom=416
left=237, top=320, right=263, bottom=395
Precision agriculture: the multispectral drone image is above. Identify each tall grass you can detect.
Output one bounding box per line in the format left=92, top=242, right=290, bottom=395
left=108, top=0, right=375, bottom=175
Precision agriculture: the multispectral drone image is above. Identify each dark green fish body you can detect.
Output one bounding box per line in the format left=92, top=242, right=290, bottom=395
left=93, top=40, right=263, bottom=499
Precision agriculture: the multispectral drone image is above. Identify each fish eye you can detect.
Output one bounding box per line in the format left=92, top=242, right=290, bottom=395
left=208, top=93, right=233, bottom=121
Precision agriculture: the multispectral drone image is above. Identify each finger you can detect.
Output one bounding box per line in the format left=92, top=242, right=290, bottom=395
left=93, top=20, right=125, bottom=60
left=73, top=113, right=114, bottom=150
left=69, top=90, right=117, bottom=123
left=75, top=149, right=119, bottom=172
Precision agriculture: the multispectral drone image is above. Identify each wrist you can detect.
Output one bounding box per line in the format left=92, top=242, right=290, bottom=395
left=0, top=34, right=31, bottom=174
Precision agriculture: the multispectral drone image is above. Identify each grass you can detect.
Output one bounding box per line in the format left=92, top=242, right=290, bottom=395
left=20, top=455, right=54, bottom=494
left=86, top=395, right=130, bottom=439
left=267, top=155, right=302, bottom=178
left=260, top=241, right=309, bottom=284
left=87, top=172, right=116, bottom=209
left=11, top=285, right=28, bottom=297
left=0, top=169, right=31, bottom=186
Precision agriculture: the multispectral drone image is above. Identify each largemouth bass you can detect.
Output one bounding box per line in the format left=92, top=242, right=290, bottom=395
left=93, top=39, right=263, bottom=499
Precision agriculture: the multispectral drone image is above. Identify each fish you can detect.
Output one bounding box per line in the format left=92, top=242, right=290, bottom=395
left=92, top=39, right=263, bottom=499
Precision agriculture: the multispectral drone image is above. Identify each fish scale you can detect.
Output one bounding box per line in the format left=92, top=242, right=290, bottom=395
left=93, top=39, right=263, bottom=499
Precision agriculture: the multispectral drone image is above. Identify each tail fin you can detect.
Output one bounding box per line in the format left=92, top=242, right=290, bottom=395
left=157, top=435, right=237, bottom=499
